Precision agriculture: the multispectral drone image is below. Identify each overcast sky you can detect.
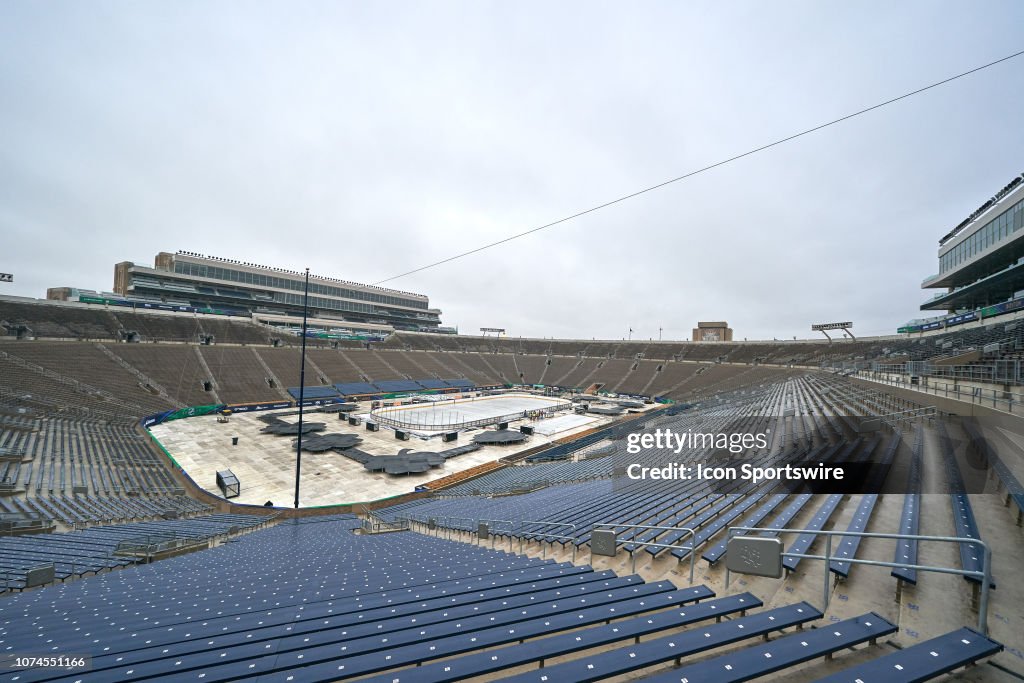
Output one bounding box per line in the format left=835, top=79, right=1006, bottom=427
left=2, top=1, right=1022, bottom=341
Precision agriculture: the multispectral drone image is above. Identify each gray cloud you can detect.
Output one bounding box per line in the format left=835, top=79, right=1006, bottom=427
left=1, top=1, right=1022, bottom=340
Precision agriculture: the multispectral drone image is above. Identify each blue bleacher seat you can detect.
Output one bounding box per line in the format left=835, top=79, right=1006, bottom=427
left=783, top=494, right=843, bottom=572
left=494, top=602, right=822, bottom=683
left=334, top=381, right=380, bottom=396
left=2, top=516, right=725, bottom=683
left=893, top=425, right=924, bottom=584
left=640, top=612, right=897, bottom=683
left=263, top=587, right=731, bottom=683
left=374, top=379, right=424, bottom=393
left=813, top=627, right=1002, bottom=683
left=938, top=422, right=993, bottom=586
left=963, top=419, right=1024, bottom=525
left=287, top=386, right=338, bottom=399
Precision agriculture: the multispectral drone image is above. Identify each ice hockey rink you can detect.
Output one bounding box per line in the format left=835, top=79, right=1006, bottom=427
left=370, top=392, right=573, bottom=433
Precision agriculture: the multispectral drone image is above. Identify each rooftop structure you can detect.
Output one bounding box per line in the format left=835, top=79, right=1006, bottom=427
left=105, top=251, right=445, bottom=333
left=920, top=173, right=1024, bottom=314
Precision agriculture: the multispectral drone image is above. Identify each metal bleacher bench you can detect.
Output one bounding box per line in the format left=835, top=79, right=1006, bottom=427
left=641, top=612, right=897, bottom=683
left=812, top=626, right=1002, bottom=683
left=494, top=602, right=822, bottom=683
left=357, top=592, right=759, bottom=683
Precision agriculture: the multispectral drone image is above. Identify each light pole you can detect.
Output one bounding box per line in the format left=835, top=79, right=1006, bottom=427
left=294, top=267, right=310, bottom=509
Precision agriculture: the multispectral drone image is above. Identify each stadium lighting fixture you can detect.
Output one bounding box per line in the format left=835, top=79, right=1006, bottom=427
left=294, top=267, right=311, bottom=508
left=811, top=322, right=855, bottom=342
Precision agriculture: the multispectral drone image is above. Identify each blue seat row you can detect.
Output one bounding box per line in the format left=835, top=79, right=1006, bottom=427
left=830, top=433, right=901, bottom=578
left=962, top=418, right=1024, bottom=525
left=641, top=612, right=897, bottom=683
left=892, top=424, right=924, bottom=584
left=813, top=627, right=1003, bottom=683
left=495, top=602, right=822, bottom=683
left=937, top=421, right=992, bottom=586
left=349, top=592, right=761, bottom=683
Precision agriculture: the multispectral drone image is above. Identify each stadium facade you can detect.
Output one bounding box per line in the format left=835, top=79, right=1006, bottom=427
left=62, top=250, right=447, bottom=334
left=692, top=321, right=733, bottom=342
left=920, top=174, right=1024, bottom=312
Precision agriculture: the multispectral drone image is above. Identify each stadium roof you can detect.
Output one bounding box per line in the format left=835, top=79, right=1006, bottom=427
left=938, top=173, right=1024, bottom=247
left=174, top=251, right=429, bottom=299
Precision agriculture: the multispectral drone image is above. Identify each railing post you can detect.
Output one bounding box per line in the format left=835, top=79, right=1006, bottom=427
left=687, top=529, right=696, bottom=584
left=724, top=529, right=732, bottom=591
left=823, top=535, right=832, bottom=611
left=980, top=542, right=992, bottom=636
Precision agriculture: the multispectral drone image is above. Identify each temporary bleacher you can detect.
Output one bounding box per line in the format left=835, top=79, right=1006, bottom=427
left=334, top=381, right=382, bottom=396
left=287, top=386, right=338, bottom=400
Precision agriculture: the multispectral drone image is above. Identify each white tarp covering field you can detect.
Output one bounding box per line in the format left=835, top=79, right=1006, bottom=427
left=529, top=413, right=597, bottom=436
left=371, top=392, right=571, bottom=432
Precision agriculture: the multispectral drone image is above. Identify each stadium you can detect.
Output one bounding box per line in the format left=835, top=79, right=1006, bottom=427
left=2, top=169, right=1024, bottom=680
left=2, top=4, right=1024, bottom=683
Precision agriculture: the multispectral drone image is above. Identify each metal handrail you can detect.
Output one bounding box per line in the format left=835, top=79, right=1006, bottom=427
left=408, top=513, right=448, bottom=538
left=478, top=519, right=516, bottom=549
left=441, top=516, right=476, bottom=540
left=724, top=526, right=993, bottom=635
left=519, top=519, right=577, bottom=542
left=592, top=523, right=697, bottom=583
left=519, top=521, right=578, bottom=561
